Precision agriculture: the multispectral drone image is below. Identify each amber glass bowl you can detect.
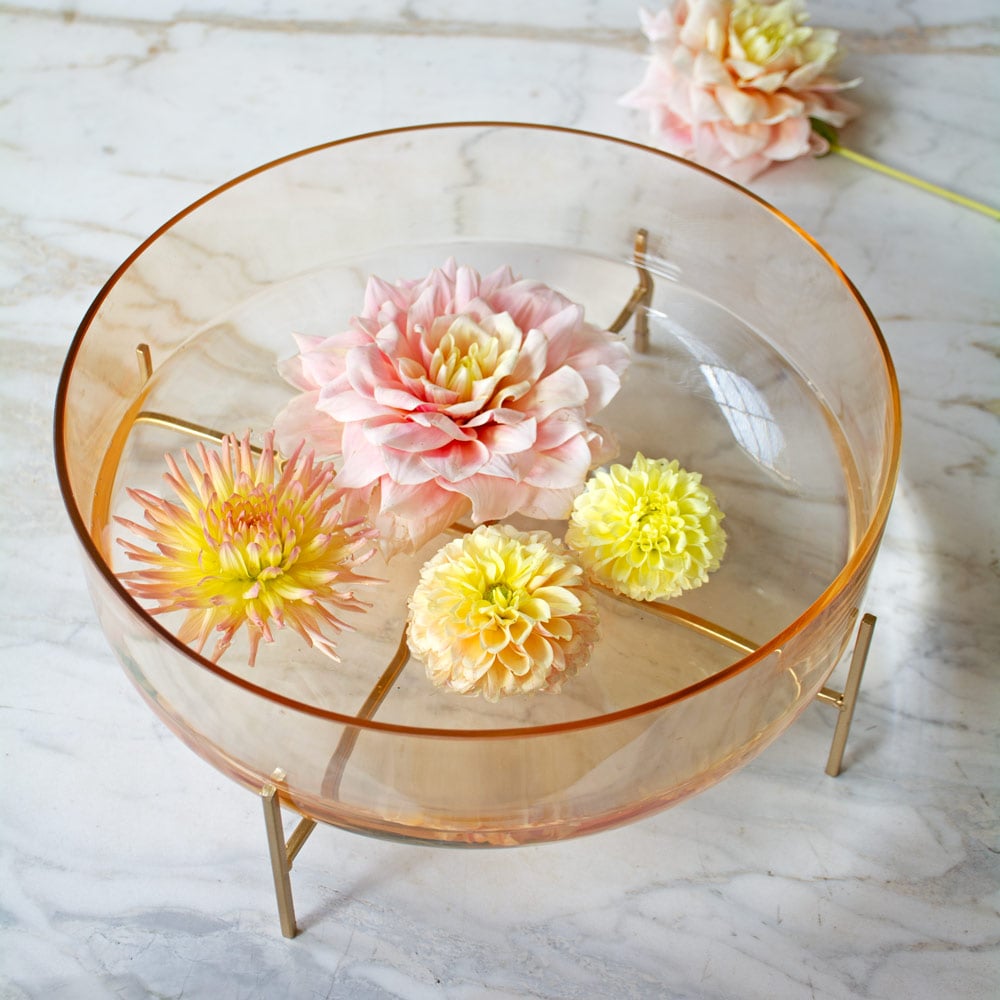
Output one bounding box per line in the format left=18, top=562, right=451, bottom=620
left=55, top=124, right=900, bottom=846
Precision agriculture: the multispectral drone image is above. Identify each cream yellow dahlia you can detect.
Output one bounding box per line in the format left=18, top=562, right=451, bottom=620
left=407, top=524, right=599, bottom=701
left=115, top=432, right=378, bottom=665
left=622, top=0, right=859, bottom=182
left=566, top=453, right=726, bottom=601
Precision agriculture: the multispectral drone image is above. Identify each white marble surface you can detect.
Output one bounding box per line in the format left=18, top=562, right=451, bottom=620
left=2, top=2, right=998, bottom=997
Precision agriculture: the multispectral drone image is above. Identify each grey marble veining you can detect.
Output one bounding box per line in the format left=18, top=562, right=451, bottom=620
left=2, top=2, right=998, bottom=998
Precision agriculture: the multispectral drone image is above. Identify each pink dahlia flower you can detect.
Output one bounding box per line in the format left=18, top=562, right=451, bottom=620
left=274, top=261, right=630, bottom=556
left=622, top=0, right=859, bottom=183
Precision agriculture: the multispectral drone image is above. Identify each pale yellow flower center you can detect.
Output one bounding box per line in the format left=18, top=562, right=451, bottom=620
left=732, top=0, right=812, bottom=64
left=433, top=338, right=492, bottom=398
left=426, top=314, right=521, bottom=404
left=429, top=319, right=497, bottom=398
left=631, top=493, right=686, bottom=553
left=484, top=580, right=517, bottom=609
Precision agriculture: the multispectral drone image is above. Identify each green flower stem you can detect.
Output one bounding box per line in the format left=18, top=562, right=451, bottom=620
left=831, top=144, right=1000, bottom=221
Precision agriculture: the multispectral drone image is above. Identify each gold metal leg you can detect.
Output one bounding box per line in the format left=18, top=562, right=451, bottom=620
left=608, top=229, right=653, bottom=352
left=261, top=781, right=318, bottom=938
left=816, top=613, right=877, bottom=777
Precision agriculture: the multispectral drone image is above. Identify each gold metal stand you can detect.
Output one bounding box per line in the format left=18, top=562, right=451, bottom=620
left=261, top=770, right=318, bottom=938
left=816, top=613, right=877, bottom=777
left=608, top=228, right=653, bottom=352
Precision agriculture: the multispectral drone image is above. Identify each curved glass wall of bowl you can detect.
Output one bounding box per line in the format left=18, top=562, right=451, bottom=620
left=127, top=228, right=876, bottom=938
left=56, top=124, right=899, bottom=943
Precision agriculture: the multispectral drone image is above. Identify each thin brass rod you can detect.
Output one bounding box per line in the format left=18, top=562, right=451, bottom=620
left=133, top=412, right=283, bottom=471
left=824, top=613, right=876, bottom=777
left=261, top=784, right=299, bottom=938
left=286, top=817, right=318, bottom=868
left=320, top=626, right=412, bottom=801
left=595, top=582, right=758, bottom=654
left=608, top=229, right=653, bottom=352
left=133, top=411, right=230, bottom=446
left=136, top=343, right=153, bottom=384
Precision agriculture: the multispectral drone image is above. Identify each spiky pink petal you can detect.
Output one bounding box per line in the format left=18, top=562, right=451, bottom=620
left=115, top=431, right=379, bottom=666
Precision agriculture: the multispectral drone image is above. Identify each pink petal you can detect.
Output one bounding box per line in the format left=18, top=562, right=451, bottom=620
left=477, top=264, right=518, bottom=299
left=372, top=384, right=424, bottom=412
left=363, top=275, right=406, bottom=317
left=693, top=51, right=730, bottom=87
left=318, top=379, right=389, bottom=422
left=467, top=407, right=526, bottom=427
left=439, top=396, right=491, bottom=419
left=763, top=117, right=812, bottom=161
left=407, top=278, right=452, bottom=334
left=439, top=474, right=522, bottom=523
left=276, top=334, right=325, bottom=390
left=716, top=85, right=763, bottom=127
left=516, top=485, right=579, bottom=520
left=410, top=410, right=478, bottom=441
left=490, top=279, right=569, bottom=334
left=335, top=424, right=386, bottom=487
left=477, top=451, right=523, bottom=481
left=453, top=265, right=482, bottom=311
left=272, top=390, right=343, bottom=459
left=679, top=0, right=727, bottom=50
left=515, top=366, right=588, bottom=421
left=784, top=63, right=825, bottom=91
left=396, top=357, right=456, bottom=404
left=760, top=92, right=804, bottom=126
left=362, top=416, right=453, bottom=452
left=522, top=435, right=592, bottom=489
left=376, top=478, right=470, bottom=556
left=534, top=303, right=584, bottom=369
left=689, top=84, right=724, bottom=124
left=476, top=417, right=538, bottom=455
left=585, top=423, right=619, bottom=467
left=750, top=70, right=789, bottom=94
left=639, top=7, right=676, bottom=43
left=808, top=92, right=859, bottom=128
left=347, top=344, right=404, bottom=399
left=381, top=446, right=435, bottom=485
left=534, top=410, right=587, bottom=450
left=506, top=326, right=548, bottom=384
left=556, top=328, right=629, bottom=412
left=338, top=479, right=378, bottom=524
left=295, top=330, right=368, bottom=388
left=710, top=121, right=770, bottom=160
left=420, top=439, right=492, bottom=482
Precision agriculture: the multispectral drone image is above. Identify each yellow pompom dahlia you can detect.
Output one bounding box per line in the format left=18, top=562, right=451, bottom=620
left=115, top=432, right=378, bottom=665
left=566, top=453, right=726, bottom=602
left=407, top=524, right=599, bottom=701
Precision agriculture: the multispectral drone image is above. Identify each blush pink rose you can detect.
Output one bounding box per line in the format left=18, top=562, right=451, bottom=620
left=622, top=0, right=859, bottom=183
left=274, top=261, right=630, bottom=556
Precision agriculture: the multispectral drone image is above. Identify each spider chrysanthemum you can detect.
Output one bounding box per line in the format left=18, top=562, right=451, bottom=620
left=566, top=453, right=727, bottom=601
left=115, top=432, right=378, bottom=665
left=407, top=524, right=599, bottom=702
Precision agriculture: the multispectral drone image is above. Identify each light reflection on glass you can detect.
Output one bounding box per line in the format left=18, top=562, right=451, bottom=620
left=699, top=362, right=787, bottom=477
left=653, top=311, right=788, bottom=478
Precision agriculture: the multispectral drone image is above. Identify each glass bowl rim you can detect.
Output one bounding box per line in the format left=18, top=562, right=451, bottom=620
left=54, top=121, right=902, bottom=739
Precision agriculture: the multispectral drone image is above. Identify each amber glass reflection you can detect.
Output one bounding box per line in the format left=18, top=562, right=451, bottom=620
left=56, top=124, right=900, bottom=845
